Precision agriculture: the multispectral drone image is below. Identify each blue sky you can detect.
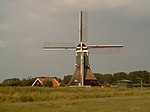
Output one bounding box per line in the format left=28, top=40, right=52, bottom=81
left=0, top=0, right=150, bottom=82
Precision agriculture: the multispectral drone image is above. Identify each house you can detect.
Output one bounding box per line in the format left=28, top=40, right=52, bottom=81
left=32, top=77, right=59, bottom=87
left=116, top=79, right=133, bottom=88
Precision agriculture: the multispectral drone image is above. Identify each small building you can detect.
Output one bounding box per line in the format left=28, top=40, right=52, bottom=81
left=116, top=80, right=133, bottom=88
left=32, top=77, right=59, bottom=87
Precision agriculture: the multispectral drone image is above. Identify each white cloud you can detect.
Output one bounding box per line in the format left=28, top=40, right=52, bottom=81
left=0, top=40, right=9, bottom=48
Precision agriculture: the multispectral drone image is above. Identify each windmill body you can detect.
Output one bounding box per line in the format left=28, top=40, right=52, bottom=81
left=43, top=11, right=123, bottom=86
left=68, top=43, right=100, bottom=86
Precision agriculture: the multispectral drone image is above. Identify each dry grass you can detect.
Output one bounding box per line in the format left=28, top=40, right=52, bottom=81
left=0, top=87, right=150, bottom=112
left=0, top=96, right=150, bottom=112
left=0, top=87, right=150, bottom=102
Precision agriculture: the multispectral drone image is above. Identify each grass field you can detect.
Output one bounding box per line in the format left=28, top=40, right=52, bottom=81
left=0, top=87, right=150, bottom=112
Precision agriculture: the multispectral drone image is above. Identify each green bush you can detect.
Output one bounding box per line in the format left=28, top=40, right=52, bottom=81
left=43, top=78, right=53, bottom=87
left=2, top=78, right=21, bottom=86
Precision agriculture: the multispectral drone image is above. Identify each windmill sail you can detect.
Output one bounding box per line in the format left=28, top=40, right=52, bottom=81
left=79, top=11, right=88, bottom=43
left=43, top=42, right=76, bottom=50
left=88, top=45, right=123, bottom=54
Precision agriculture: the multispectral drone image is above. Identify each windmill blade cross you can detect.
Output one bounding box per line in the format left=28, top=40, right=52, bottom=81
left=42, top=11, right=123, bottom=86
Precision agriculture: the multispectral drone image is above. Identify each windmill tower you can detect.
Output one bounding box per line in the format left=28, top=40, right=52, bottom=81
left=43, top=11, right=123, bottom=86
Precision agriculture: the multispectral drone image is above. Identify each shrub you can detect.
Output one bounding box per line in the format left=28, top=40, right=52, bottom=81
left=43, top=78, right=53, bottom=87
left=2, top=78, right=21, bottom=86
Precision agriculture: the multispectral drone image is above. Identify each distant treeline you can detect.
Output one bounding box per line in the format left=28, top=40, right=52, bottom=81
left=0, top=77, right=36, bottom=87
left=1, top=70, right=150, bottom=87
left=63, top=70, right=150, bottom=85
left=95, top=70, right=150, bottom=84
left=0, top=77, right=62, bottom=87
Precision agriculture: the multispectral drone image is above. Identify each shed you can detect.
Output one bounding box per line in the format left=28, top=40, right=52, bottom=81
left=116, top=80, right=133, bottom=88
left=32, top=77, right=59, bottom=87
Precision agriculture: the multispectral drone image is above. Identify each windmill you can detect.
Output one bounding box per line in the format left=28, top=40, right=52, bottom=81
left=43, top=11, right=123, bottom=86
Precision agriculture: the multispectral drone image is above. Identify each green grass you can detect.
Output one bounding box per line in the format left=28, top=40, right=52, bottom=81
left=0, top=87, right=150, bottom=112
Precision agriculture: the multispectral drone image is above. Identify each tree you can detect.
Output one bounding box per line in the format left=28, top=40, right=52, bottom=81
left=94, top=73, right=104, bottom=84
left=148, top=72, right=150, bottom=84
left=43, top=78, right=53, bottom=87
left=128, top=70, right=150, bottom=84
left=63, top=75, right=72, bottom=85
left=2, top=78, right=21, bottom=86
left=113, top=72, right=127, bottom=82
left=140, top=70, right=150, bottom=84
left=20, top=77, right=36, bottom=86
left=103, top=74, right=113, bottom=84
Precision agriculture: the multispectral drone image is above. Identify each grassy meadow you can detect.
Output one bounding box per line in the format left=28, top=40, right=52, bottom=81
left=0, top=87, right=150, bottom=112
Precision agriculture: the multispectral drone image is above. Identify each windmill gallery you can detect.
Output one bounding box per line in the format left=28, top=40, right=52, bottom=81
left=43, top=11, right=123, bottom=87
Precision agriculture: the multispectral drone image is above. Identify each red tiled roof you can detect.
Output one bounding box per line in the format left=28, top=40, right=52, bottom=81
left=32, top=77, right=59, bottom=87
